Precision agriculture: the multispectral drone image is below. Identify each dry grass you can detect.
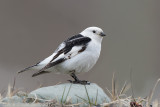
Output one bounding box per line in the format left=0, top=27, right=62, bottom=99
left=102, top=73, right=160, bottom=107
left=6, top=77, right=20, bottom=98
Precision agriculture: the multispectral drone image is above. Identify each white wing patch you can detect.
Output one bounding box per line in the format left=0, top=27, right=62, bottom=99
left=49, top=46, right=83, bottom=63
left=65, top=46, right=82, bottom=59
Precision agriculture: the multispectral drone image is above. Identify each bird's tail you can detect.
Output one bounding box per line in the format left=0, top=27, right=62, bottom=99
left=17, top=64, right=37, bottom=74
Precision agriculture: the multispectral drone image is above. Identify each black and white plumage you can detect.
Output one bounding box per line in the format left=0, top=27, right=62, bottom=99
left=18, top=27, right=106, bottom=85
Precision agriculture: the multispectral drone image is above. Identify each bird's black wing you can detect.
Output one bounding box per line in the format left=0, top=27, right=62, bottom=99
left=63, top=35, right=91, bottom=54
left=66, top=34, right=84, bottom=41
left=49, top=34, right=90, bottom=63
left=32, top=34, right=91, bottom=77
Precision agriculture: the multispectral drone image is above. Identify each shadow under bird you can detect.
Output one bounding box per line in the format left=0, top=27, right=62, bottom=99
left=18, top=27, right=106, bottom=85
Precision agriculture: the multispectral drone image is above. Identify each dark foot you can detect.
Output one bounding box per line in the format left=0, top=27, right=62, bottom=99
left=68, top=80, right=90, bottom=85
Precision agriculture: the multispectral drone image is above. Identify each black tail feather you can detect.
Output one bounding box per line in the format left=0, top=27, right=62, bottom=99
left=32, top=71, right=50, bottom=77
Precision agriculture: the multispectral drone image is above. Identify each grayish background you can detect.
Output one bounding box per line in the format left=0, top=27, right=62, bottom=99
left=0, top=0, right=160, bottom=99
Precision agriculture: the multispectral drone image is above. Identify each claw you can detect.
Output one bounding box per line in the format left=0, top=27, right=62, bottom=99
left=67, top=80, right=90, bottom=85
left=67, top=80, right=73, bottom=83
left=69, top=73, right=90, bottom=85
left=80, top=80, right=90, bottom=85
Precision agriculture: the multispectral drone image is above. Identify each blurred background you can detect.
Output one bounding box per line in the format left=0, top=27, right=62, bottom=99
left=0, top=0, right=160, bottom=100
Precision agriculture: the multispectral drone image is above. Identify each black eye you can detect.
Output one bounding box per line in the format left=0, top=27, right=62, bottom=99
left=92, top=30, right=96, bottom=33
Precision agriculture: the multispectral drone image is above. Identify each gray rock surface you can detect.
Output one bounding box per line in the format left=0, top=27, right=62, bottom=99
left=0, top=103, right=46, bottom=107
left=1, top=96, right=23, bottom=103
left=28, top=83, right=110, bottom=105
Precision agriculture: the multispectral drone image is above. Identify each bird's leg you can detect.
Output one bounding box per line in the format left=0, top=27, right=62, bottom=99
left=70, top=72, right=79, bottom=81
left=68, top=73, right=90, bottom=85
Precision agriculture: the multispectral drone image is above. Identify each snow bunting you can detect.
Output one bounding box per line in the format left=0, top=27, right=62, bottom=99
left=18, top=27, right=106, bottom=85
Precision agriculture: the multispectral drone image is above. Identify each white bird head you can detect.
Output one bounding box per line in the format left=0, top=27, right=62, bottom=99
left=80, top=27, right=106, bottom=42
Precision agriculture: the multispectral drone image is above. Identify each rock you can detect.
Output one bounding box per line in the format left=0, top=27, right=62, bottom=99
left=27, top=83, right=110, bottom=106
left=1, top=96, right=23, bottom=103
left=1, top=91, right=27, bottom=104
left=0, top=103, right=45, bottom=107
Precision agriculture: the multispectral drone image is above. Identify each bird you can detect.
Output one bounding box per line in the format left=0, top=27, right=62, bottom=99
left=18, top=26, right=106, bottom=85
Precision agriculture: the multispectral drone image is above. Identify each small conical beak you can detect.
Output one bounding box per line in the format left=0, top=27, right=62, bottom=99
left=100, top=32, right=106, bottom=37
